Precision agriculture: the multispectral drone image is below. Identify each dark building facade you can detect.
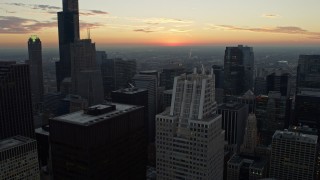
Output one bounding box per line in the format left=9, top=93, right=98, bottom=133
left=160, top=65, right=185, bottom=90
left=101, top=58, right=137, bottom=97
left=0, top=62, right=35, bottom=139
left=218, top=102, right=249, bottom=152
left=297, top=55, right=320, bottom=92
left=27, top=35, right=44, bottom=106
left=111, top=88, right=148, bottom=138
left=266, top=71, right=290, bottom=97
left=224, top=45, right=254, bottom=96
left=50, top=104, right=147, bottom=180
left=212, top=65, right=224, bottom=89
left=295, top=91, right=320, bottom=131
left=56, top=0, right=80, bottom=91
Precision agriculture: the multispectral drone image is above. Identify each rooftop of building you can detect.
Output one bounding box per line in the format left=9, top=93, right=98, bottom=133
left=297, top=90, right=320, bottom=97
left=112, top=87, right=147, bottom=94
left=0, top=136, right=35, bottom=152
left=35, top=125, right=50, bottom=136
left=218, top=102, right=247, bottom=110
left=52, top=103, right=142, bottom=126
left=289, top=125, right=318, bottom=135
left=164, top=89, right=173, bottom=94
left=273, top=130, right=318, bottom=144
left=228, top=153, right=268, bottom=170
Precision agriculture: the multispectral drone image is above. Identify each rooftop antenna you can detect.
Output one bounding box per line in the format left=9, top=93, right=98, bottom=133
left=87, top=28, right=91, bottom=39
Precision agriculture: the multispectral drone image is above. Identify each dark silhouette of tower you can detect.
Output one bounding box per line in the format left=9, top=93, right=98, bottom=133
left=55, top=0, right=80, bottom=91
left=0, top=62, right=35, bottom=140
left=224, top=45, right=254, bottom=95
left=27, top=35, right=44, bottom=107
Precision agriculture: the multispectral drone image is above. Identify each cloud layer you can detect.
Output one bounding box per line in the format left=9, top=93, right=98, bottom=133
left=211, top=24, right=320, bottom=39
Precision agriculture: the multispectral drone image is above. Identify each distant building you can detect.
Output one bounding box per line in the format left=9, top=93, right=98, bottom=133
left=227, top=154, right=268, bottom=180
left=0, top=136, right=40, bottom=180
left=50, top=104, right=147, bottom=179
left=95, top=51, right=107, bottom=66
left=218, top=102, right=249, bottom=152
left=56, top=0, right=80, bottom=91
left=295, top=91, right=320, bottom=131
left=156, top=70, right=225, bottom=180
left=266, top=70, right=291, bottom=97
left=254, top=77, right=267, bottom=95
left=237, top=90, right=256, bottom=113
left=269, top=130, right=318, bottom=180
left=162, top=89, right=173, bottom=108
left=111, top=88, right=148, bottom=139
left=256, top=92, right=289, bottom=146
left=133, top=72, right=158, bottom=142
left=0, top=62, right=35, bottom=139
left=101, top=58, right=137, bottom=97
left=27, top=35, right=44, bottom=107
left=160, top=65, right=185, bottom=90
left=70, top=39, right=104, bottom=105
left=224, top=45, right=254, bottom=95
left=296, top=55, right=320, bottom=92
left=240, top=114, right=258, bottom=154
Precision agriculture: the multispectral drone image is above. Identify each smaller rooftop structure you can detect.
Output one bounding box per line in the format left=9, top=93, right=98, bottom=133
left=0, top=136, right=35, bottom=152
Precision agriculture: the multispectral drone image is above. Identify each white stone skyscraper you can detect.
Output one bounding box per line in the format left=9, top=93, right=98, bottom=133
left=156, top=69, right=225, bottom=180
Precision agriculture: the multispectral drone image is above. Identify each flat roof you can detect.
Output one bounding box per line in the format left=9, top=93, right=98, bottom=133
left=0, top=136, right=34, bottom=152
left=228, top=154, right=268, bottom=169
left=112, top=88, right=147, bottom=94
left=52, top=103, right=142, bottom=126
left=273, top=130, right=318, bottom=144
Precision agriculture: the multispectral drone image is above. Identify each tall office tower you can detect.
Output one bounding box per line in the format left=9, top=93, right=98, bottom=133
left=269, top=130, right=318, bottom=180
left=240, top=114, right=258, bottom=154
left=257, top=92, right=287, bottom=146
left=163, top=89, right=173, bottom=108
left=27, top=35, right=44, bottom=107
left=266, top=70, right=291, bottom=97
left=212, top=65, right=225, bottom=104
left=70, top=39, right=104, bottom=105
left=56, top=0, right=80, bottom=91
left=111, top=88, right=148, bottom=137
left=95, top=51, right=107, bottom=66
left=224, top=45, right=254, bottom=95
left=160, top=64, right=185, bottom=90
left=295, top=91, right=320, bottom=130
left=0, top=136, right=40, bottom=179
left=101, top=58, right=137, bottom=97
left=156, top=70, right=225, bottom=180
left=0, top=62, right=35, bottom=139
left=50, top=104, right=147, bottom=179
left=218, top=102, right=249, bottom=152
left=237, top=90, right=256, bottom=113
left=296, top=55, right=320, bottom=92
left=254, top=77, right=267, bottom=95
left=133, top=72, right=158, bottom=142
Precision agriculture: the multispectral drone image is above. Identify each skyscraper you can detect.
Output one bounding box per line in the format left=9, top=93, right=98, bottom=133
left=56, top=0, right=80, bottom=91
left=296, top=55, right=320, bottom=92
left=50, top=103, right=147, bottom=179
left=70, top=39, right=104, bottom=105
left=160, top=64, right=185, bottom=90
left=240, top=114, right=258, bottom=154
left=0, top=136, right=40, bottom=179
left=218, top=102, right=249, bottom=152
left=133, top=72, right=158, bottom=142
left=100, top=58, right=137, bottom=97
left=269, top=130, right=318, bottom=180
left=156, top=70, right=225, bottom=180
left=266, top=70, right=291, bottom=97
left=224, top=45, right=254, bottom=95
left=27, top=35, right=44, bottom=107
left=0, top=62, right=35, bottom=139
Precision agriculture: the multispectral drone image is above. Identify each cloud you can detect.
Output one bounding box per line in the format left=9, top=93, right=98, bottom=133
left=133, top=28, right=154, bottom=33
left=210, top=24, right=320, bottom=38
left=0, top=16, right=102, bottom=34
left=4, top=3, right=108, bottom=16
left=0, top=16, right=56, bottom=34
left=262, top=14, right=281, bottom=18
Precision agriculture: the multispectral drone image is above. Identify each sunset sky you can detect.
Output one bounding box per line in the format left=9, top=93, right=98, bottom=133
left=1, top=0, right=320, bottom=48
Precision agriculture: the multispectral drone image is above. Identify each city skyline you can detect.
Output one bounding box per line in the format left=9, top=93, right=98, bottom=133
left=1, top=0, right=320, bottom=48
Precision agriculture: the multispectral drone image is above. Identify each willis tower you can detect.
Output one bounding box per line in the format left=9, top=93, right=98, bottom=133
left=55, top=0, right=80, bottom=91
